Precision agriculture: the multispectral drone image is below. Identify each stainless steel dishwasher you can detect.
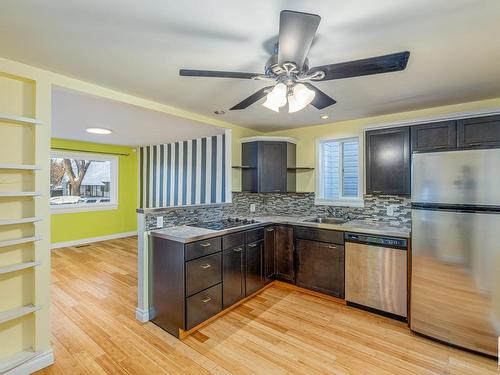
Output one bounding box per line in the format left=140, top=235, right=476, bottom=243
left=344, top=233, right=408, bottom=318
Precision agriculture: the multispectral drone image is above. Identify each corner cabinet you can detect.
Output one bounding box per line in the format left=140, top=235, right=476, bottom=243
left=366, top=126, right=410, bottom=195
left=241, top=140, right=297, bottom=193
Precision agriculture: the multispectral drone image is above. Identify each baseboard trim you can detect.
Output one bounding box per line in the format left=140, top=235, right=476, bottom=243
left=51, top=231, right=137, bottom=249
left=135, top=307, right=155, bottom=323
left=5, top=349, right=54, bottom=375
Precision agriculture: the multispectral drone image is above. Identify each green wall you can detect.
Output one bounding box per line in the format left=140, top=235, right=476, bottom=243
left=51, top=138, right=138, bottom=244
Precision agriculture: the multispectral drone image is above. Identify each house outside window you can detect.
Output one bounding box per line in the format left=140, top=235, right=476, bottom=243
left=50, top=151, right=118, bottom=213
left=316, top=137, right=364, bottom=207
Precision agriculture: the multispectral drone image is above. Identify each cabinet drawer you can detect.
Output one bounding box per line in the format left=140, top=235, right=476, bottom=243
left=222, top=232, right=245, bottom=250
left=185, top=237, right=221, bottom=261
left=186, top=283, right=222, bottom=330
left=294, top=226, right=344, bottom=245
left=186, top=252, right=221, bottom=296
left=246, top=228, right=264, bottom=243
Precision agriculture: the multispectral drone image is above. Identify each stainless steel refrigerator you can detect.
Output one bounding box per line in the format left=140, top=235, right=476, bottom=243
left=411, top=148, right=500, bottom=357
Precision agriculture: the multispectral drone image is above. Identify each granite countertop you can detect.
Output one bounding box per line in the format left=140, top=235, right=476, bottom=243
left=150, top=215, right=411, bottom=243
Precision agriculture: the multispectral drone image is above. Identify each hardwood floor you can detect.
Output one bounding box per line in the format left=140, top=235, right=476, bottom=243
left=36, top=237, right=498, bottom=375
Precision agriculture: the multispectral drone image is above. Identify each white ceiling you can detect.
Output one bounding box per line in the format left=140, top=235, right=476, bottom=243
left=52, top=87, right=224, bottom=146
left=2, top=0, right=500, bottom=132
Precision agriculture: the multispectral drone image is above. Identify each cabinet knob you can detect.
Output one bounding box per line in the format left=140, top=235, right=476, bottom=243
left=201, top=297, right=212, bottom=303
left=200, top=243, right=211, bottom=247
left=200, top=263, right=211, bottom=269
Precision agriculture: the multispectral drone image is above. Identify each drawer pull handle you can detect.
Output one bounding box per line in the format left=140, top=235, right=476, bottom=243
left=200, top=243, right=211, bottom=247
left=234, top=247, right=243, bottom=252
left=248, top=243, right=258, bottom=248
left=200, top=264, right=211, bottom=269
left=328, top=245, right=337, bottom=249
left=201, top=297, right=212, bottom=303
left=266, top=228, right=275, bottom=232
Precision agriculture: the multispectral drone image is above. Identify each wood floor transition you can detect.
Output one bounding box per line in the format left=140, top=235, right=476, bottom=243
left=35, top=237, right=498, bottom=374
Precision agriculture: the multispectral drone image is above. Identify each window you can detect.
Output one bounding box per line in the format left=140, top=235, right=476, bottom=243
left=50, top=151, right=118, bottom=213
left=316, top=137, right=363, bottom=206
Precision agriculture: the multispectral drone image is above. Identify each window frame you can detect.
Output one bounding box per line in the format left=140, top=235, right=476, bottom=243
left=315, top=136, right=364, bottom=207
left=50, top=150, right=119, bottom=214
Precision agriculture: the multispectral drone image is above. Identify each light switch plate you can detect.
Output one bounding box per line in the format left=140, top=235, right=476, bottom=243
left=156, top=216, right=164, bottom=228
left=249, top=203, right=256, bottom=213
left=386, top=205, right=396, bottom=217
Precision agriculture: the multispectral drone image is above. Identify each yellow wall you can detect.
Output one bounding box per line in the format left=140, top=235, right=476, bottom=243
left=51, top=139, right=138, bottom=244
left=269, top=97, right=500, bottom=192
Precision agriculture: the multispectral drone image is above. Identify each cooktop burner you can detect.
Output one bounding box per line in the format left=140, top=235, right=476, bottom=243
left=190, top=217, right=259, bottom=231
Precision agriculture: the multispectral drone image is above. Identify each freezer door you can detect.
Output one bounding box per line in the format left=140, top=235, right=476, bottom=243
left=410, top=208, right=500, bottom=356
left=412, top=148, right=500, bottom=205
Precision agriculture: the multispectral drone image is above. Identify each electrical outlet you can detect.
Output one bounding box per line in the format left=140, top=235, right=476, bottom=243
left=156, top=216, right=164, bottom=228
left=249, top=203, right=256, bottom=213
left=386, top=205, right=396, bottom=217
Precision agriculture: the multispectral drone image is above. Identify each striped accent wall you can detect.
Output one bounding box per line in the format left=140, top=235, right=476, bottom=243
left=139, top=133, right=229, bottom=208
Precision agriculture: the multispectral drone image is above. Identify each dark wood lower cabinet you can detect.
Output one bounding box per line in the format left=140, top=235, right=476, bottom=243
left=222, top=246, right=245, bottom=309
left=245, top=240, right=264, bottom=295
left=186, top=283, right=222, bottom=330
left=275, top=226, right=294, bottom=282
left=296, top=239, right=345, bottom=298
left=264, top=226, right=276, bottom=283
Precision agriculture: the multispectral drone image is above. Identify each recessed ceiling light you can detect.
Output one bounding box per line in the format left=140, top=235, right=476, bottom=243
left=321, top=115, right=329, bottom=120
left=214, top=110, right=226, bottom=115
left=86, top=127, right=112, bottom=135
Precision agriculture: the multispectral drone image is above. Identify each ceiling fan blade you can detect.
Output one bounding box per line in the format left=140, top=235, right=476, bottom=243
left=303, top=83, right=336, bottom=109
left=179, top=69, right=260, bottom=79
left=229, top=86, right=274, bottom=110
left=308, top=51, right=410, bottom=81
left=278, top=10, right=320, bottom=70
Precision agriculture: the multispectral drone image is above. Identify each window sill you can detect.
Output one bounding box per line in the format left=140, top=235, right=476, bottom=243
left=314, top=198, right=365, bottom=208
left=51, top=204, right=118, bottom=214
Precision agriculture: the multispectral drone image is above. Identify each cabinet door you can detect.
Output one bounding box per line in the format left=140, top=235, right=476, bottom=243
left=264, top=226, right=276, bottom=283
left=457, top=115, right=500, bottom=149
left=296, top=239, right=345, bottom=298
left=275, top=226, right=294, bottom=282
left=366, top=127, right=410, bottom=195
left=245, top=240, right=264, bottom=296
left=241, top=142, right=258, bottom=192
left=411, top=121, right=457, bottom=152
left=258, top=142, right=286, bottom=193
left=222, top=246, right=245, bottom=309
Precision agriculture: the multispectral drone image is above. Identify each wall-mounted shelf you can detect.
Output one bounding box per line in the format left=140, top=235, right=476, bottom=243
left=232, top=165, right=255, bottom=169
left=0, top=113, right=42, bottom=125
left=287, top=167, right=314, bottom=171
left=0, top=217, right=41, bottom=226
left=0, top=349, right=42, bottom=373
left=0, top=261, right=40, bottom=275
left=0, top=192, right=40, bottom=197
left=0, top=163, right=40, bottom=170
left=0, top=305, right=41, bottom=324
left=0, top=236, right=42, bottom=248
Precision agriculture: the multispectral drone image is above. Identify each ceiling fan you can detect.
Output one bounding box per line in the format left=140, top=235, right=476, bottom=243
left=179, top=10, right=410, bottom=114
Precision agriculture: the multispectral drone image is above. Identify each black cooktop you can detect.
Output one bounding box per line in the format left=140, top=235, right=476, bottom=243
left=190, top=217, right=259, bottom=231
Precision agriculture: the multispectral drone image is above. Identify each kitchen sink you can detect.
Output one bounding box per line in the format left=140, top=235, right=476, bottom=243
left=303, top=217, right=346, bottom=225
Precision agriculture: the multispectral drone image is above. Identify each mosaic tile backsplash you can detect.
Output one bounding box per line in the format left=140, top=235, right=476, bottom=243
left=144, top=192, right=411, bottom=231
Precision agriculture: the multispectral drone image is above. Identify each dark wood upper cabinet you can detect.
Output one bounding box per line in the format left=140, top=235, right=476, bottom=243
left=457, top=115, right=500, bottom=149
left=275, top=226, right=295, bottom=283
left=411, top=120, right=457, bottom=152
left=366, top=127, right=411, bottom=195
left=263, top=226, right=276, bottom=283
left=241, top=141, right=296, bottom=193
left=296, top=239, right=345, bottom=299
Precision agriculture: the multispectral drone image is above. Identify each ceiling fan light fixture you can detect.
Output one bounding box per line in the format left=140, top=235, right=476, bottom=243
left=262, top=83, right=287, bottom=112
left=288, top=83, right=315, bottom=113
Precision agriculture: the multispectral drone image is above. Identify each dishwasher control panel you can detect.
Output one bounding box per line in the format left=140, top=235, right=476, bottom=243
left=345, top=233, right=407, bottom=250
